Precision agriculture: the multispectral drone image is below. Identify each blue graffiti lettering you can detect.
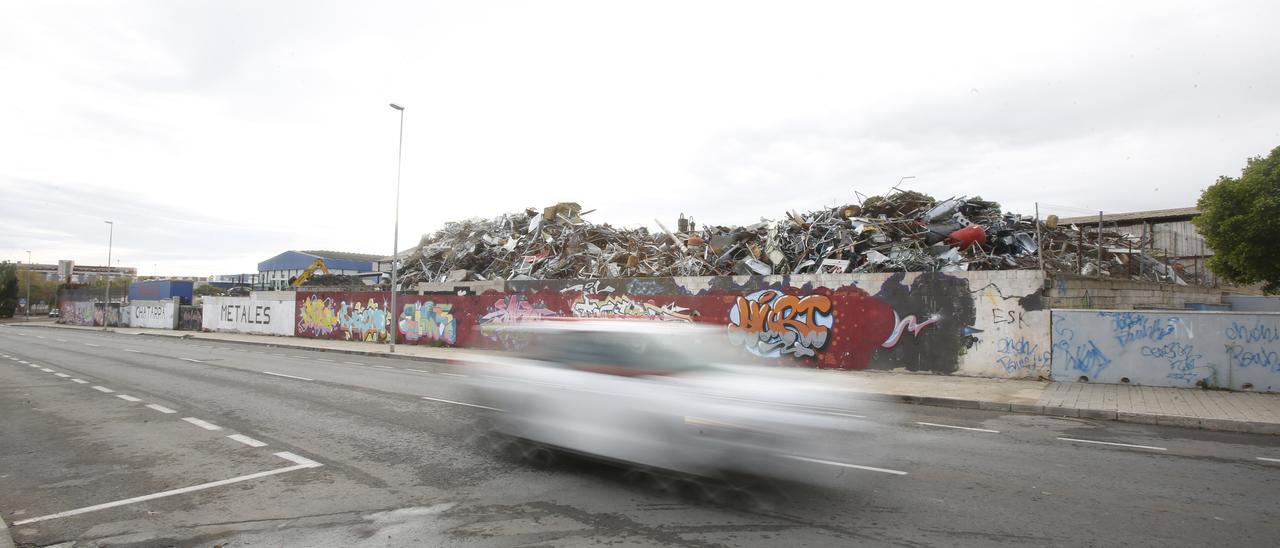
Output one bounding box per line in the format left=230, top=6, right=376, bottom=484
left=1224, top=322, right=1280, bottom=344
left=1058, top=340, right=1112, bottom=379
left=1141, top=342, right=1211, bottom=385
left=1101, top=312, right=1178, bottom=348
left=995, top=336, right=1051, bottom=373
left=1225, top=344, right=1280, bottom=372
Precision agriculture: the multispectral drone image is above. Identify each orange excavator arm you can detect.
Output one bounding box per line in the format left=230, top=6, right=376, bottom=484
left=291, top=258, right=331, bottom=288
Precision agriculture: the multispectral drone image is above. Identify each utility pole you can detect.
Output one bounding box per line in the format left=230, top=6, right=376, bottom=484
left=104, top=221, right=114, bottom=330
left=25, top=250, right=31, bottom=321
left=388, top=103, right=405, bottom=353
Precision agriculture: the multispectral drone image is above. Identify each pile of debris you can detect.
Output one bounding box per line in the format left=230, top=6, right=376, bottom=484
left=394, top=196, right=1188, bottom=285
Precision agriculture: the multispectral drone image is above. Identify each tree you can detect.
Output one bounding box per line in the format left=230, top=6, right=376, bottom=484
left=0, top=263, right=17, bottom=318
left=1194, top=145, right=1280, bottom=294
left=194, top=284, right=227, bottom=297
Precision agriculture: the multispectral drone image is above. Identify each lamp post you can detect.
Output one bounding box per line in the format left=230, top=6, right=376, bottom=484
left=104, top=221, right=113, bottom=330
left=389, top=103, right=405, bottom=353
left=25, top=250, right=31, bottom=321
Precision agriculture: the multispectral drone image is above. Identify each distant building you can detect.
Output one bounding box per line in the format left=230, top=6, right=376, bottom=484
left=19, top=260, right=136, bottom=283
left=257, top=250, right=383, bottom=290
left=207, top=273, right=258, bottom=289
left=1058, top=207, right=1214, bottom=285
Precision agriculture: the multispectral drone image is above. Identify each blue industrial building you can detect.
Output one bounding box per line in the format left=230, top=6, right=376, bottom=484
left=257, top=250, right=383, bottom=290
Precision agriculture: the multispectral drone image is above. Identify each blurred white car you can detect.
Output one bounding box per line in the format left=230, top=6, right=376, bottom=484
left=460, top=320, right=876, bottom=484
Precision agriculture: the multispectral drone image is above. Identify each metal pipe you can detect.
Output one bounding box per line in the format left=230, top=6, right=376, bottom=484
left=104, top=220, right=113, bottom=330
left=1096, top=211, right=1103, bottom=279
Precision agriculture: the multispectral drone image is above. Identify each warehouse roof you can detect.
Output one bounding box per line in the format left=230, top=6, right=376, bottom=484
left=1058, top=207, right=1199, bottom=226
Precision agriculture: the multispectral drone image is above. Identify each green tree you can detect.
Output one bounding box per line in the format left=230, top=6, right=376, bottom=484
left=1194, top=145, right=1280, bottom=293
left=194, top=284, right=227, bottom=297
left=0, top=263, right=17, bottom=318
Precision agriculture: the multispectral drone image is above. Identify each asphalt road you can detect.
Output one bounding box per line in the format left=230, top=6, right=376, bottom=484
left=1, top=324, right=1278, bottom=547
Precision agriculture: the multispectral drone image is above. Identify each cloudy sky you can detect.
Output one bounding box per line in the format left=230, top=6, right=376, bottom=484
left=2, top=1, right=1278, bottom=276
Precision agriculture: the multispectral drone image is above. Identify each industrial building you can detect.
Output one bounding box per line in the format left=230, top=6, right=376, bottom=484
left=256, top=250, right=383, bottom=290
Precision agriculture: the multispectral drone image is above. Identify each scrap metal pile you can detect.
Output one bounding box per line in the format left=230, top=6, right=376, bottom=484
left=395, top=196, right=1187, bottom=285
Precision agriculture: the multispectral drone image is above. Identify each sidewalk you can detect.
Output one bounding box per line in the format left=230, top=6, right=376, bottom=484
left=13, top=323, right=1280, bottom=435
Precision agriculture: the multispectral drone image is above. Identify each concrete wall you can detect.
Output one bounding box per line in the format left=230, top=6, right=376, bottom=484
left=201, top=295, right=295, bottom=336
left=177, top=305, right=202, bottom=331
left=59, top=302, right=121, bottom=327
left=1045, top=275, right=1225, bottom=310
left=122, top=299, right=178, bottom=329
left=295, top=270, right=1051, bottom=379
left=1051, top=310, right=1280, bottom=392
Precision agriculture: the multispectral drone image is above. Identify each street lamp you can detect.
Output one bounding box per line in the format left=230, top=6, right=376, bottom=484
left=104, top=220, right=113, bottom=330
left=25, top=250, right=31, bottom=321
left=389, top=103, right=405, bottom=353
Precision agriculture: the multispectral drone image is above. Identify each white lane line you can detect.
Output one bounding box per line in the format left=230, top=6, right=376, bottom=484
left=18, top=360, right=28, bottom=364
left=145, top=404, right=177, bottom=414
left=262, top=371, right=313, bottom=381
left=779, top=454, right=909, bottom=476
left=182, top=417, right=222, bottom=431
left=179, top=358, right=204, bottom=363
left=372, top=365, right=395, bottom=370
left=91, top=386, right=115, bottom=393
left=36, top=335, right=45, bottom=339
left=84, top=343, right=100, bottom=347
left=275, top=451, right=323, bottom=468
left=10, top=453, right=322, bottom=526
left=421, top=395, right=501, bottom=411
left=116, top=394, right=142, bottom=402
left=124, top=349, right=141, bottom=353
left=28, top=364, right=41, bottom=368
left=315, top=358, right=335, bottom=363
left=343, top=361, right=365, bottom=366
left=227, top=434, right=267, bottom=447
left=288, top=355, right=308, bottom=359
left=54, top=373, right=71, bottom=378
left=916, top=421, right=1000, bottom=434
left=71, top=378, right=89, bottom=384
left=41, top=368, right=55, bottom=372
left=406, top=368, right=432, bottom=374
left=439, top=372, right=465, bottom=378
left=1057, top=437, right=1167, bottom=451
left=1258, top=457, right=1280, bottom=463
left=56, top=338, right=68, bottom=342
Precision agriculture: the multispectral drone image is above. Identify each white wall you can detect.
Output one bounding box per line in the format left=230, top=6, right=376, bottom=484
left=124, top=299, right=178, bottom=330
left=201, top=296, right=295, bottom=336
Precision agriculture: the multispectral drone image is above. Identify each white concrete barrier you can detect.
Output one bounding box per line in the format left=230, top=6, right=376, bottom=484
left=201, top=295, right=295, bottom=336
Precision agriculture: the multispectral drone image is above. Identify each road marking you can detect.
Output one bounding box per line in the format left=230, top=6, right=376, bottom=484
left=275, top=451, right=323, bottom=468
left=116, top=394, right=142, bottom=402
left=91, top=386, right=115, bottom=393
left=1057, top=437, right=1167, bottom=451
left=262, top=371, right=313, bottom=381
left=1258, top=457, right=1280, bottom=463
left=71, top=378, right=89, bottom=384
left=146, top=404, right=177, bottom=414
left=56, top=338, right=67, bottom=342
left=41, top=368, right=55, bottom=372
left=406, top=368, right=432, bottom=373
left=179, top=358, right=204, bottom=363
left=420, top=395, right=501, bottom=411
left=916, top=421, right=1000, bottom=433
left=29, top=364, right=41, bottom=368
left=779, top=454, right=909, bottom=476
left=439, top=372, right=465, bottom=378
left=227, top=434, right=267, bottom=447
left=54, top=373, right=71, bottom=378
left=288, top=355, right=308, bottom=359
left=10, top=452, right=322, bottom=525
left=85, top=343, right=100, bottom=347
left=343, top=361, right=365, bottom=365
left=372, top=365, right=395, bottom=370
left=18, top=360, right=28, bottom=364
left=124, top=349, right=141, bottom=353
left=315, top=358, right=335, bottom=363
left=182, top=417, right=222, bottom=430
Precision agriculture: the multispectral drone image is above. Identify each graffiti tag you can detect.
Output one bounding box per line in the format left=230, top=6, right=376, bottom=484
left=298, top=296, right=339, bottom=335
left=727, top=290, right=833, bottom=358
left=399, top=301, right=456, bottom=345
left=1102, top=312, right=1179, bottom=348
left=479, top=295, right=557, bottom=325
left=571, top=294, right=692, bottom=322
left=881, top=312, right=938, bottom=348
left=1141, top=342, right=1210, bottom=384
left=996, top=336, right=1051, bottom=373
left=1056, top=339, right=1112, bottom=379
left=337, top=299, right=390, bottom=342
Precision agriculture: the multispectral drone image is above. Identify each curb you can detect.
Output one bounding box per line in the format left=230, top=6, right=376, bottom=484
left=0, top=515, right=16, bottom=548
left=12, top=324, right=1279, bottom=436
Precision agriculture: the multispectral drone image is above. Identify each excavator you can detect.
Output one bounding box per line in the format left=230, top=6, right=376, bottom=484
left=289, top=258, right=330, bottom=288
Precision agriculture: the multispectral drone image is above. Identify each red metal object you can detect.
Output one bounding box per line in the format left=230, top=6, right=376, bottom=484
left=945, top=225, right=988, bottom=250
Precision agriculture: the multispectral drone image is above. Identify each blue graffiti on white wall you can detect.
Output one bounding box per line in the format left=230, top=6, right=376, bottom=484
left=1140, top=342, right=1212, bottom=384
left=1225, top=321, right=1280, bottom=372
left=996, top=336, right=1051, bottom=373
left=1101, top=312, right=1185, bottom=348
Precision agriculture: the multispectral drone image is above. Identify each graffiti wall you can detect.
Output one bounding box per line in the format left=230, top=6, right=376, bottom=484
left=59, top=301, right=122, bottom=327
left=1051, top=310, right=1280, bottom=392
left=122, top=299, right=177, bottom=330
left=202, top=296, right=295, bottom=336
left=178, top=305, right=203, bottom=331
left=295, top=271, right=1050, bottom=378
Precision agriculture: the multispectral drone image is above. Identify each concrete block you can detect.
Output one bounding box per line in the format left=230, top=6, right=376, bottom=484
left=1045, top=405, right=1082, bottom=418
left=1010, top=403, right=1045, bottom=414
left=1079, top=408, right=1119, bottom=421
left=1116, top=411, right=1161, bottom=425
left=1155, top=415, right=1203, bottom=429
left=979, top=401, right=1012, bottom=412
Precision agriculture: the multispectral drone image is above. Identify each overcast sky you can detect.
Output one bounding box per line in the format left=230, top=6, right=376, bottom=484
left=2, top=1, right=1278, bottom=276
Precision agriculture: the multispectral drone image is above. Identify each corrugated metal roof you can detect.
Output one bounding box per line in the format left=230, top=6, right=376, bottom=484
left=299, top=250, right=384, bottom=262
left=1058, top=207, right=1199, bottom=225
